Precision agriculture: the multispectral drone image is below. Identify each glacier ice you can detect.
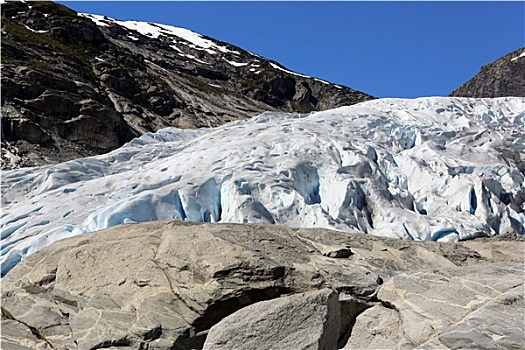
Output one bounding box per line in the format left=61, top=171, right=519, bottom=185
left=1, top=97, right=524, bottom=276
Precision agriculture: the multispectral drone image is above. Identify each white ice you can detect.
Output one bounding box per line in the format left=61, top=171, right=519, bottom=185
left=1, top=97, right=524, bottom=277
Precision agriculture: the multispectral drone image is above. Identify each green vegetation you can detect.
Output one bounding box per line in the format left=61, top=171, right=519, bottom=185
left=27, top=59, right=51, bottom=71
left=290, top=101, right=315, bottom=113
left=1, top=1, right=27, bottom=18
left=242, top=72, right=268, bottom=91
left=2, top=22, right=92, bottom=66
left=0, top=53, right=16, bottom=65
left=1, top=0, right=98, bottom=66
left=30, top=1, right=78, bottom=19
left=183, top=74, right=223, bottom=94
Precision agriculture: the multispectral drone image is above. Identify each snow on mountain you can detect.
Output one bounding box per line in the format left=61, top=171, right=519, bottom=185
left=80, top=13, right=240, bottom=55
left=511, top=50, right=525, bottom=62
left=269, top=62, right=331, bottom=85
left=1, top=97, right=524, bottom=276
left=2, top=1, right=373, bottom=170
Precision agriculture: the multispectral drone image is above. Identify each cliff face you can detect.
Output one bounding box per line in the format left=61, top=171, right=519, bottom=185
left=450, top=47, right=525, bottom=98
left=1, top=1, right=373, bottom=169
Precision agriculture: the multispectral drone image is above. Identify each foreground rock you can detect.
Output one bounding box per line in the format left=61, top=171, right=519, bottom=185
left=1, top=221, right=523, bottom=349
left=204, top=289, right=341, bottom=350
left=345, top=263, right=524, bottom=349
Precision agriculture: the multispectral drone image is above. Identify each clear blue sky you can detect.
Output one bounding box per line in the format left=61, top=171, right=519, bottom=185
left=59, top=1, right=524, bottom=98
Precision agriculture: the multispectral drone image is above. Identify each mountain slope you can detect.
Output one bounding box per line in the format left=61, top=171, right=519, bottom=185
left=450, top=47, right=525, bottom=97
left=2, top=96, right=524, bottom=275
left=1, top=1, right=373, bottom=169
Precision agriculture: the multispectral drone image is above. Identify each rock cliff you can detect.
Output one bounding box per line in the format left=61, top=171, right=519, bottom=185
left=1, top=1, right=373, bottom=169
left=450, top=47, right=525, bottom=98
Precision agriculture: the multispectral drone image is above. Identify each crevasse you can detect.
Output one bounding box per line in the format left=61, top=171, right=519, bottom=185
left=1, top=97, right=524, bottom=276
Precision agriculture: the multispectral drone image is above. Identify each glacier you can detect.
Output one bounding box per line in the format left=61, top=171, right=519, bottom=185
left=1, top=97, right=524, bottom=276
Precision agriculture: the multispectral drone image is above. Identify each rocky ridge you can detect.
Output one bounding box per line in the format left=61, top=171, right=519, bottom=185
left=450, top=47, right=525, bottom=98
left=1, top=1, right=373, bottom=169
left=1, top=221, right=523, bottom=349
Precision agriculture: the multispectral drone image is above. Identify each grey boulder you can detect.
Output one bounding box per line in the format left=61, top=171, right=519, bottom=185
left=203, top=289, right=340, bottom=350
left=345, top=263, right=525, bottom=349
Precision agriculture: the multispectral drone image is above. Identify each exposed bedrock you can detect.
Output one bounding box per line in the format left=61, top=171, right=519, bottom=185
left=1, top=221, right=523, bottom=349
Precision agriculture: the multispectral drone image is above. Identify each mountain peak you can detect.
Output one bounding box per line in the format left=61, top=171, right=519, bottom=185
left=1, top=1, right=374, bottom=169
left=450, top=47, right=525, bottom=98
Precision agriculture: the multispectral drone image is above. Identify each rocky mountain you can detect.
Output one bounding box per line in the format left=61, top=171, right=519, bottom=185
left=1, top=1, right=373, bottom=169
left=2, top=2, right=525, bottom=349
left=2, top=96, right=524, bottom=276
left=2, top=220, right=523, bottom=349
left=450, top=47, right=525, bottom=97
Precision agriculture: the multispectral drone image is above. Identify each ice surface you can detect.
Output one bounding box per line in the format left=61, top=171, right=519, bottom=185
left=1, top=97, right=524, bottom=276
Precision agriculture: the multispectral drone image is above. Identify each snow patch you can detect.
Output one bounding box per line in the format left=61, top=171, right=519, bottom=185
left=181, top=54, right=208, bottom=65
left=1, top=144, right=22, bottom=169
left=269, top=62, right=312, bottom=78
left=223, top=58, right=248, bottom=67
left=170, top=45, right=183, bottom=53
left=80, top=13, right=237, bottom=55
left=81, top=13, right=111, bottom=27
left=268, top=62, right=332, bottom=85
left=314, top=78, right=330, bottom=85
left=144, top=59, right=169, bottom=72
left=511, top=51, right=525, bottom=61
left=23, top=24, right=48, bottom=34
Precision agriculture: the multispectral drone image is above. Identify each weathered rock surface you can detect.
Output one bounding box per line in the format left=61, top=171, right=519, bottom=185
left=345, top=263, right=525, bottom=349
left=450, top=47, right=525, bottom=98
left=203, top=289, right=341, bottom=350
left=1, top=221, right=523, bottom=350
left=1, top=1, right=373, bottom=169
